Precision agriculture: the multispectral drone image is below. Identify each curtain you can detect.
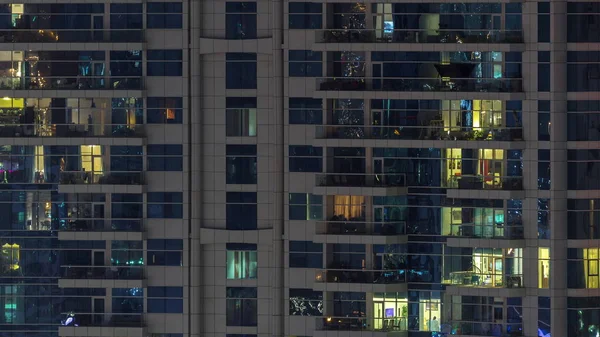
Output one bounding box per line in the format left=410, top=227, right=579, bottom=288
left=333, top=196, right=365, bottom=219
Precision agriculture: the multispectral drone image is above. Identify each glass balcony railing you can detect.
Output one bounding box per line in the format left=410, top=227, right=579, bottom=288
left=316, top=317, right=407, bottom=332
left=448, top=321, right=523, bottom=337
left=0, top=29, right=144, bottom=43
left=316, top=221, right=406, bottom=235
left=0, top=77, right=142, bottom=90
left=0, top=124, right=143, bottom=137
left=446, top=222, right=524, bottom=239
left=59, top=171, right=144, bottom=185
left=60, top=219, right=143, bottom=232
left=316, top=173, right=406, bottom=188
left=60, top=266, right=144, bottom=280
left=315, top=269, right=406, bottom=284
left=315, top=29, right=524, bottom=44
left=446, top=175, right=524, bottom=191
left=316, top=125, right=523, bottom=141
left=316, top=77, right=523, bottom=93
left=61, top=313, right=144, bottom=328
left=444, top=271, right=523, bottom=288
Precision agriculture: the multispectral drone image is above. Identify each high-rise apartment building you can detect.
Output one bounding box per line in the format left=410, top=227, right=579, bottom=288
left=0, top=1, right=598, bottom=337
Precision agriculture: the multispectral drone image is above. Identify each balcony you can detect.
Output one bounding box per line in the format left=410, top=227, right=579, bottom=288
left=446, top=175, right=524, bottom=200
left=0, top=124, right=144, bottom=138
left=448, top=321, right=523, bottom=337
left=60, top=171, right=144, bottom=185
left=315, top=269, right=406, bottom=284
left=316, top=125, right=523, bottom=142
left=443, top=271, right=524, bottom=297
left=316, top=173, right=405, bottom=188
left=0, top=29, right=144, bottom=43
left=316, top=77, right=522, bottom=93
left=316, top=317, right=406, bottom=333
left=0, top=77, right=142, bottom=90
left=446, top=222, right=524, bottom=240
left=314, top=221, right=406, bottom=244
left=314, top=173, right=407, bottom=196
left=59, top=266, right=145, bottom=288
left=59, top=313, right=145, bottom=337
left=58, top=219, right=144, bottom=241
left=315, top=29, right=523, bottom=44
left=61, top=266, right=144, bottom=280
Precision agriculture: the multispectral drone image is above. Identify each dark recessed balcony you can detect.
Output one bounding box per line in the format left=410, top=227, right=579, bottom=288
left=59, top=171, right=144, bottom=185
left=450, top=321, right=523, bottom=337
left=316, top=221, right=406, bottom=236
left=316, top=77, right=523, bottom=93
left=316, top=317, right=407, bottom=332
left=315, top=269, right=406, bottom=284
left=315, top=29, right=523, bottom=44
left=0, top=77, right=142, bottom=90
left=60, top=313, right=145, bottom=328
left=60, top=219, right=143, bottom=232
left=60, top=266, right=144, bottom=280
left=0, top=29, right=144, bottom=43
left=0, top=124, right=144, bottom=138
left=316, top=173, right=406, bottom=188
left=447, top=175, right=523, bottom=191
left=316, top=125, right=523, bottom=141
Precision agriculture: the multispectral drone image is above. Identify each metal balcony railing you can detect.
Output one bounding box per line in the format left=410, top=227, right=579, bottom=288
left=446, top=222, right=524, bottom=239
left=446, top=175, right=524, bottom=191
left=59, top=171, right=144, bottom=185
left=316, top=125, right=523, bottom=141
left=315, top=269, right=406, bottom=284
left=315, top=29, right=524, bottom=44
left=0, top=124, right=144, bottom=137
left=0, top=29, right=144, bottom=43
left=60, top=266, right=144, bottom=280
left=316, top=173, right=406, bottom=188
left=445, top=271, right=523, bottom=288
left=316, top=221, right=406, bottom=235
left=316, top=316, right=408, bottom=332
left=316, top=77, right=523, bottom=93
left=60, top=313, right=145, bottom=327
left=60, top=218, right=143, bottom=232
left=0, top=77, right=142, bottom=90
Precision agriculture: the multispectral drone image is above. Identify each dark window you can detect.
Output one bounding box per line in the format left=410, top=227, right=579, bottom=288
left=147, top=192, right=183, bottom=218
left=289, top=146, right=322, bottom=172
left=112, top=287, right=143, bottom=313
left=568, top=199, right=600, bottom=239
left=147, top=286, right=183, bottom=313
left=289, top=50, right=322, bottom=77
left=147, top=97, right=183, bottom=124
left=226, top=53, right=257, bottom=89
left=289, top=2, right=322, bottom=29
left=568, top=2, right=600, bottom=42
left=110, top=146, right=143, bottom=171
left=147, top=2, right=183, bottom=28
left=538, top=51, right=551, bottom=92
left=289, top=289, right=323, bottom=316
left=226, top=2, right=257, bottom=39
left=538, top=149, right=550, bottom=190
left=289, top=193, right=323, bottom=220
left=147, top=144, right=183, bottom=171
left=147, top=239, right=183, bottom=266
left=227, top=192, right=257, bottom=230
left=226, top=97, right=257, bottom=136
left=112, top=193, right=143, bottom=219
left=289, top=98, right=323, bottom=124
left=567, top=100, right=600, bottom=141
left=111, top=3, right=143, bottom=29
left=226, top=287, right=257, bottom=326
left=147, top=50, right=183, bottom=76
left=538, top=100, right=551, bottom=141
left=226, top=145, right=257, bottom=184
left=568, top=150, right=600, bottom=190
left=289, top=241, right=323, bottom=268
left=568, top=52, right=600, bottom=92
left=111, top=240, right=144, bottom=266
left=110, top=50, right=143, bottom=89
left=538, top=2, right=550, bottom=42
